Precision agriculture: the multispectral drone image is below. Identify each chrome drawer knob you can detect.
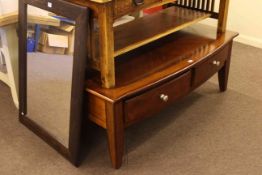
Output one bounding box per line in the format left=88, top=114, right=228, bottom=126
left=160, top=94, right=169, bottom=102
left=213, top=60, right=221, bottom=66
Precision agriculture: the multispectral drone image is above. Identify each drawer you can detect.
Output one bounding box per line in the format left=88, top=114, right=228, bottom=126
left=193, top=45, right=230, bottom=87
left=124, top=71, right=191, bottom=124
left=114, top=0, right=161, bottom=18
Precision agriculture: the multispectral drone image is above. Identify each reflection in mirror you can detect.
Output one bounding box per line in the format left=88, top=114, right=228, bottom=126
left=26, top=5, right=75, bottom=147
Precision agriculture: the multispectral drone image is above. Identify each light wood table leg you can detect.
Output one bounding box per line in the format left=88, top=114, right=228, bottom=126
left=106, top=101, right=124, bottom=169
left=217, top=0, right=230, bottom=33
left=98, top=4, right=115, bottom=88
left=0, top=24, right=19, bottom=108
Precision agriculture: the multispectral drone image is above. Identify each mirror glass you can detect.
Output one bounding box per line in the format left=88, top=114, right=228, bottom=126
left=26, top=5, right=76, bottom=147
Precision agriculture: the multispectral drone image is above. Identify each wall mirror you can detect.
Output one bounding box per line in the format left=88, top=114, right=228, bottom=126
left=19, top=0, right=89, bottom=165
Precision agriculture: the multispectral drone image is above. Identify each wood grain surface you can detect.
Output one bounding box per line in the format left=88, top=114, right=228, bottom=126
left=86, top=25, right=238, bottom=102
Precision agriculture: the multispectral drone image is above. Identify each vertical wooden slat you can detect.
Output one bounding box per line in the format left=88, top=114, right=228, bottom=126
left=182, top=0, right=186, bottom=6
left=201, top=0, right=206, bottom=10
left=192, top=0, right=196, bottom=8
left=211, top=0, right=215, bottom=12
left=206, top=0, right=211, bottom=11
left=174, top=0, right=218, bottom=13
left=197, top=0, right=201, bottom=9
left=189, top=0, right=193, bottom=7
left=186, top=0, right=189, bottom=6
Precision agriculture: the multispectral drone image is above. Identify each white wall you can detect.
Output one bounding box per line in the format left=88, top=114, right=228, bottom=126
left=0, top=0, right=17, bottom=15
left=0, top=0, right=49, bottom=16
left=202, top=0, right=262, bottom=48
left=1, top=0, right=262, bottom=48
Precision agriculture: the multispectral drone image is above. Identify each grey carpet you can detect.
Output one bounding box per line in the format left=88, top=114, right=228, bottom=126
left=0, top=42, right=261, bottom=175
left=27, top=53, right=73, bottom=147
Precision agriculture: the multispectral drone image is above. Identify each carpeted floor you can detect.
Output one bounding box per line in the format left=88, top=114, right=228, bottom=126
left=27, top=53, right=73, bottom=147
left=0, top=42, right=261, bottom=175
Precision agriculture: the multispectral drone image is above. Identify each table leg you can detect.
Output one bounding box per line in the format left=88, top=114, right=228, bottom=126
left=218, top=42, right=233, bottom=92
left=106, top=101, right=124, bottom=169
left=97, top=4, right=115, bottom=88
left=34, top=24, right=41, bottom=52
left=0, top=25, right=19, bottom=108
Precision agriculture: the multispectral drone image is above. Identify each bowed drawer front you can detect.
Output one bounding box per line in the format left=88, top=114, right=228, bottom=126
left=193, top=45, right=230, bottom=87
left=124, top=71, right=191, bottom=125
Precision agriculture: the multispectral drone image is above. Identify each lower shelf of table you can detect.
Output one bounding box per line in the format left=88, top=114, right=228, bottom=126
left=89, top=6, right=212, bottom=70
left=114, top=6, right=211, bottom=56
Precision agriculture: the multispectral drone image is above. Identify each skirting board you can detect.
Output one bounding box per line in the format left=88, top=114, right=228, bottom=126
left=200, top=19, right=262, bottom=49
left=234, top=34, right=262, bottom=49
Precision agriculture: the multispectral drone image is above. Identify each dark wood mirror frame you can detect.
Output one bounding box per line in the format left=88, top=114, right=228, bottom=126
left=18, top=0, right=89, bottom=166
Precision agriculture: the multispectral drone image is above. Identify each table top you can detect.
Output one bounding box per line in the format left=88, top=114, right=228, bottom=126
left=0, top=12, right=60, bottom=27
left=69, top=0, right=111, bottom=4
left=86, top=24, right=238, bottom=102
left=90, top=0, right=111, bottom=3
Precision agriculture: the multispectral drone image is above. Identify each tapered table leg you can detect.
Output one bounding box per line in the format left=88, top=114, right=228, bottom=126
left=0, top=24, right=19, bottom=108
left=218, top=42, right=233, bottom=92
left=106, top=101, right=124, bottom=169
